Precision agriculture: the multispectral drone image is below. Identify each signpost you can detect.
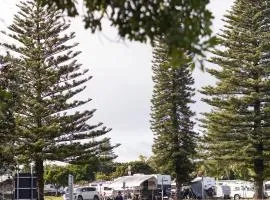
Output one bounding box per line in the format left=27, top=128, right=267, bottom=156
left=68, top=174, right=74, bottom=200
left=161, top=177, right=168, bottom=200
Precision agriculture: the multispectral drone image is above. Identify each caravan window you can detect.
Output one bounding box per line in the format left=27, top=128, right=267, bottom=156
left=265, top=184, right=270, bottom=191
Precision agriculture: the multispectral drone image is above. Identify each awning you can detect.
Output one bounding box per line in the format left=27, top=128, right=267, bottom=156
left=109, top=174, right=157, bottom=190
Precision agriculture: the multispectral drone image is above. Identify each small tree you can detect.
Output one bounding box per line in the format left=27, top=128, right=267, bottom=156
left=1, top=1, right=116, bottom=199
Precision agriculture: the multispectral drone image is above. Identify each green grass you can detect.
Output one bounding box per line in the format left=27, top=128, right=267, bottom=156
left=45, top=196, right=63, bottom=200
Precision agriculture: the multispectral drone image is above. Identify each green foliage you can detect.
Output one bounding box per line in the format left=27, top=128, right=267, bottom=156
left=44, top=197, right=62, bottom=200
left=44, top=163, right=100, bottom=186
left=196, top=160, right=254, bottom=181
left=44, top=165, right=70, bottom=187
left=0, top=88, right=16, bottom=173
left=44, top=160, right=156, bottom=184
left=138, top=155, right=147, bottom=163
left=39, top=0, right=215, bottom=65
left=150, top=40, right=197, bottom=196
left=69, top=161, right=99, bottom=182
left=201, top=0, right=270, bottom=198
left=95, top=161, right=156, bottom=181
left=95, top=172, right=112, bottom=181
left=127, top=161, right=156, bottom=175
left=0, top=0, right=117, bottom=198
left=110, top=164, right=127, bottom=179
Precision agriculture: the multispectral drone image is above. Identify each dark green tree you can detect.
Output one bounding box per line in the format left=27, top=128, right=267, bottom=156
left=0, top=89, right=15, bottom=174
left=201, top=0, right=270, bottom=198
left=44, top=163, right=101, bottom=189
left=150, top=41, right=197, bottom=199
left=0, top=60, right=18, bottom=173
left=0, top=1, right=116, bottom=199
left=39, top=0, right=214, bottom=64
left=44, top=165, right=70, bottom=194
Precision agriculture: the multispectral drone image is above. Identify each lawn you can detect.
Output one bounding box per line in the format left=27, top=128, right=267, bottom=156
left=45, top=196, right=63, bottom=200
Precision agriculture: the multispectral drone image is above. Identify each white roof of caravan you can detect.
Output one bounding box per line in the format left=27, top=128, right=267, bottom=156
left=109, top=174, right=156, bottom=190
left=217, top=180, right=253, bottom=185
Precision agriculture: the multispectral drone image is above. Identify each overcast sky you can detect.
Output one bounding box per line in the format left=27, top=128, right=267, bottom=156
left=0, top=0, right=235, bottom=162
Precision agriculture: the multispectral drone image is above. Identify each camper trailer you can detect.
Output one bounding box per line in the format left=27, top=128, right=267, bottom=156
left=190, top=177, right=230, bottom=199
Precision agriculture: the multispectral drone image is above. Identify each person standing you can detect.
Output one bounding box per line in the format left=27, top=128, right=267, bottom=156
left=115, top=191, right=123, bottom=200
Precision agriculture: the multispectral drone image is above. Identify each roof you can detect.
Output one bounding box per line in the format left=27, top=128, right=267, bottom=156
left=109, top=174, right=156, bottom=190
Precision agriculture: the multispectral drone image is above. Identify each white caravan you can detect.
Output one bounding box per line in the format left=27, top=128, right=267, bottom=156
left=264, top=181, right=270, bottom=197
left=217, top=180, right=254, bottom=200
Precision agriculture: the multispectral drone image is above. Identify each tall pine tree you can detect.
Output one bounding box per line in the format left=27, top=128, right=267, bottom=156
left=151, top=41, right=197, bottom=199
left=201, top=0, right=270, bottom=198
left=0, top=88, right=15, bottom=173
left=0, top=59, right=17, bottom=173
left=0, top=1, right=116, bottom=198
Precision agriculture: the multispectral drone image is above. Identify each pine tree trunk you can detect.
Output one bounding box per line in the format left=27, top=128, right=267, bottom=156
left=175, top=177, right=182, bottom=200
left=175, top=161, right=183, bottom=200
left=254, top=151, right=264, bottom=199
left=35, top=158, right=44, bottom=200
left=253, top=98, right=264, bottom=199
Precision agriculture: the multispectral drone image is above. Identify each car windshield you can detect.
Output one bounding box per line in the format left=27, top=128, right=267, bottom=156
left=74, top=188, right=81, bottom=192
left=104, top=187, right=112, bottom=190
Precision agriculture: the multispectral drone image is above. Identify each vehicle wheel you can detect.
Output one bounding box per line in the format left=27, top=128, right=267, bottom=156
left=94, top=195, right=99, bottom=200
left=234, top=194, right=240, bottom=200
left=78, top=196, right=83, bottom=200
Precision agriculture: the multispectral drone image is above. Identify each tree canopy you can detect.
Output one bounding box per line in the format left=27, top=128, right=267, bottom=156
left=39, top=0, right=214, bottom=63
left=0, top=0, right=117, bottom=198
left=0, top=89, right=16, bottom=174
left=201, top=0, right=270, bottom=198
left=151, top=41, right=197, bottom=199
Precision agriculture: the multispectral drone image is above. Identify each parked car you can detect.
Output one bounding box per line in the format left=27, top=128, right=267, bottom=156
left=44, top=184, right=57, bottom=196
left=63, top=192, right=71, bottom=200
left=63, top=187, right=71, bottom=200
left=74, top=186, right=100, bottom=200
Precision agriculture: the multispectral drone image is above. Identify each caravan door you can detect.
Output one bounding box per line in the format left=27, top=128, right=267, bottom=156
left=242, top=185, right=254, bottom=199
